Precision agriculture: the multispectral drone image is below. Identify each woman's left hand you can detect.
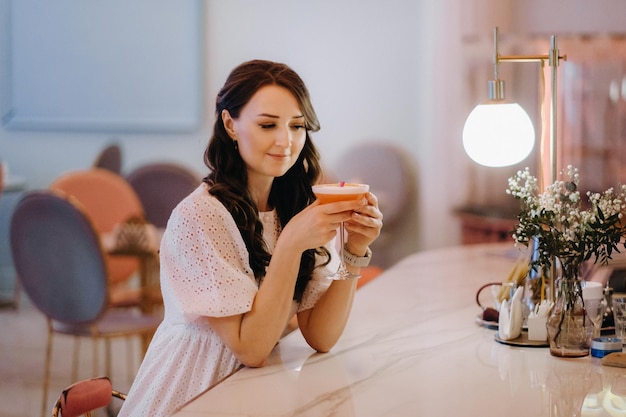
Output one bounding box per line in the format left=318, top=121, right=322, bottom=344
left=344, top=192, right=383, bottom=255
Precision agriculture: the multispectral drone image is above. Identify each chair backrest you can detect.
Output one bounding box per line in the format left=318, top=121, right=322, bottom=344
left=332, top=142, right=418, bottom=268
left=126, top=162, right=200, bottom=228
left=50, top=168, right=144, bottom=286
left=93, top=143, right=122, bottom=174
left=52, top=376, right=126, bottom=417
left=10, top=191, right=108, bottom=324
left=333, top=142, right=416, bottom=228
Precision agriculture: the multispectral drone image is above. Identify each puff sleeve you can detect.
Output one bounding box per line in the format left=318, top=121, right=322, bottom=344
left=159, top=186, right=258, bottom=318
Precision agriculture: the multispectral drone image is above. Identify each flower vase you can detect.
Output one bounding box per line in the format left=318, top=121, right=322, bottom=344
left=546, top=262, right=592, bottom=358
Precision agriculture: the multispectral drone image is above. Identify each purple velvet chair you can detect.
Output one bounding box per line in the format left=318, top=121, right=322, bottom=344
left=126, top=162, right=200, bottom=228
left=10, top=191, right=160, bottom=417
left=92, top=143, right=122, bottom=174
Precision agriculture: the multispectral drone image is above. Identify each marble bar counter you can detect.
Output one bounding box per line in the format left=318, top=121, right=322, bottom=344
left=171, top=243, right=626, bottom=417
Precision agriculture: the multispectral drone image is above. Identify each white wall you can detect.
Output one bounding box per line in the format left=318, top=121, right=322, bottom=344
left=204, top=0, right=464, bottom=256
left=510, top=0, right=626, bottom=35
left=1, top=0, right=626, bottom=259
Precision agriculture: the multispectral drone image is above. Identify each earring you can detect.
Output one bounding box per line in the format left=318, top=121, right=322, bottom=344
left=233, top=140, right=238, bottom=151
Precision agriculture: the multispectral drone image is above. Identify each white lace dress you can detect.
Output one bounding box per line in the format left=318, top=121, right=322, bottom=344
left=118, top=183, right=335, bottom=417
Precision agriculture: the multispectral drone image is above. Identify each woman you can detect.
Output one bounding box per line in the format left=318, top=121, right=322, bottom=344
left=118, top=60, right=383, bottom=417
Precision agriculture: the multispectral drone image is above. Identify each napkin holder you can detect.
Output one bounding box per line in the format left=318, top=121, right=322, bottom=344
left=526, top=300, right=553, bottom=341
left=498, top=286, right=524, bottom=340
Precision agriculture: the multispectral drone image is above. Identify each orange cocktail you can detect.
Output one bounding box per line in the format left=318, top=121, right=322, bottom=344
left=312, top=183, right=369, bottom=280
left=312, top=183, right=369, bottom=204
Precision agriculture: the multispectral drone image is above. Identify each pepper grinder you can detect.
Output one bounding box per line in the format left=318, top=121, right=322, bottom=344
left=601, top=285, right=615, bottom=335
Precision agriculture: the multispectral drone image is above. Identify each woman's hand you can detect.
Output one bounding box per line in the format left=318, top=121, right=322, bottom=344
left=280, top=198, right=368, bottom=253
left=343, top=192, right=383, bottom=255
left=297, top=193, right=381, bottom=352
left=209, top=198, right=367, bottom=368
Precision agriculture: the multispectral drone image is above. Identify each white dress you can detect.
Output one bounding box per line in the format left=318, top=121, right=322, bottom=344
left=118, top=183, right=335, bottom=417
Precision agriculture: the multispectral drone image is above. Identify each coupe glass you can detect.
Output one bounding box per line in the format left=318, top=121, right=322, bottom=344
left=585, top=299, right=604, bottom=339
left=312, top=183, right=369, bottom=280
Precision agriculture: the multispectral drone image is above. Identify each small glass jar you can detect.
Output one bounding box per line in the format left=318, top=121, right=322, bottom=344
left=590, top=337, right=622, bottom=358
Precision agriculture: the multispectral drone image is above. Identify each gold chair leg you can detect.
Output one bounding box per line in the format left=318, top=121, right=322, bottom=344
left=72, top=336, right=80, bottom=382
left=93, top=335, right=99, bottom=377
left=106, top=338, right=114, bottom=417
left=126, top=337, right=133, bottom=381
left=42, top=323, right=53, bottom=417
left=105, top=339, right=112, bottom=379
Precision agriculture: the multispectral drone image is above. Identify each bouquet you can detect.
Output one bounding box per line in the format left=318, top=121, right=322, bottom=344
left=506, top=165, right=626, bottom=278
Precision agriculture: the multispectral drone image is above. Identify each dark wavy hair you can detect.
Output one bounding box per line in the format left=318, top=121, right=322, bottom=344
left=203, top=60, right=330, bottom=302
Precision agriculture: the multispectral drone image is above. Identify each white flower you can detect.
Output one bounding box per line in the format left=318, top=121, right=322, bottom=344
left=507, top=166, right=626, bottom=271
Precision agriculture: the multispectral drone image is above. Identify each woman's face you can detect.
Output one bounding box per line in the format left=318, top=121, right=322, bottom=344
left=223, top=85, right=307, bottom=185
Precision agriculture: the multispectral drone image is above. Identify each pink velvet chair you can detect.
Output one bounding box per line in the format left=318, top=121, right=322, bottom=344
left=52, top=376, right=126, bottom=417
left=332, top=141, right=418, bottom=281
left=50, top=168, right=145, bottom=308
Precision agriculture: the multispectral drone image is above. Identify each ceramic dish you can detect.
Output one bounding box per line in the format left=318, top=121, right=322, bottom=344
left=475, top=313, right=529, bottom=331
left=475, top=314, right=498, bottom=330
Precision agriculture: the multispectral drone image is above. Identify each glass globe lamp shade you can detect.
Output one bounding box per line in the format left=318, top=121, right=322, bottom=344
left=462, top=102, right=535, bottom=167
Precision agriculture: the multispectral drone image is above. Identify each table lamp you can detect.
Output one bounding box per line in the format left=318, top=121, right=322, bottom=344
left=463, top=27, right=567, bottom=302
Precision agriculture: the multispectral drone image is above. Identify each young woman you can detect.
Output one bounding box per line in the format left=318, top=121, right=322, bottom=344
left=118, top=60, right=383, bottom=417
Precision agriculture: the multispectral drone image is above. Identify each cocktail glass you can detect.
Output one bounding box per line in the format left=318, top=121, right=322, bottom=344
left=586, top=300, right=604, bottom=339
left=582, top=281, right=605, bottom=340
left=312, top=183, right=369, bottom=280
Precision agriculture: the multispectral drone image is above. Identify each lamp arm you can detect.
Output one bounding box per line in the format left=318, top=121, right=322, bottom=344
left=492, top=29, right=567, bottom=186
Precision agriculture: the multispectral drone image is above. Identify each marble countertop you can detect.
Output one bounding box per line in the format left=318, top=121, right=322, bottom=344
left=171, top=243, right=626, bottom=417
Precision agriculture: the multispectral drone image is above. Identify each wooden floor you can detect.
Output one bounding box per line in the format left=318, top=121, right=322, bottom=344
left=0, top=293, right=143, bottom=417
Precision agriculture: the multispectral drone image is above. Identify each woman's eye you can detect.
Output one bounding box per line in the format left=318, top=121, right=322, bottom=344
left=260, top=123, right=275, bottom=129
left=291, top=124, right=305, bottom=130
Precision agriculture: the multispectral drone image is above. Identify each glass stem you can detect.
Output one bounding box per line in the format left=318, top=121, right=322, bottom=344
left=338, top=222, right=349, bottom=273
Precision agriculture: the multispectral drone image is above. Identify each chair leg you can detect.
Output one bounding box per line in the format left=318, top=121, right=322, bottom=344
left=13, top=279, right=22, bottom=310
left=12, top=277, right=21, bottom=309
left=141, top=328, right=154, bottom=355
left=105, top=339, right=115, bottom=417
left=126, top=337, right=133, bottom=381
left=105, top=339, right=112, bottom=379
left=71, top=336, right=80, bottom=382
left=93, top=335, right=99, bottom=377
left=42, top=324, right=53, bottom=417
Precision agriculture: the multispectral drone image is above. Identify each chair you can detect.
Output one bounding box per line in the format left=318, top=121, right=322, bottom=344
left=92, top=143, right=122, bottom=174
left=52, top=376, right=126, bottom=417
left=126, top=162, right=200, bottom=228
left=356, top=265, right=384, bottom=289
left=10, top=191, right=160, bottom=417
left=50, top=168, right=145, bottom=308
left=332, top=142, right=418, bottom=271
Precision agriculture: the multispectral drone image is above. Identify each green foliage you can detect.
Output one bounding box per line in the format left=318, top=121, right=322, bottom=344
left=507, top=166, right=626, bottom=275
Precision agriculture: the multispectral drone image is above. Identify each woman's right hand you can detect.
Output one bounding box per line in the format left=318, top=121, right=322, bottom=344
left=279, top=198, right=367, bottom=253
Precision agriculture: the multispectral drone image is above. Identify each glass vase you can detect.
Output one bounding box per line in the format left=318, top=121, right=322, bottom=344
left=546, top=260, right=592, bottom=358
